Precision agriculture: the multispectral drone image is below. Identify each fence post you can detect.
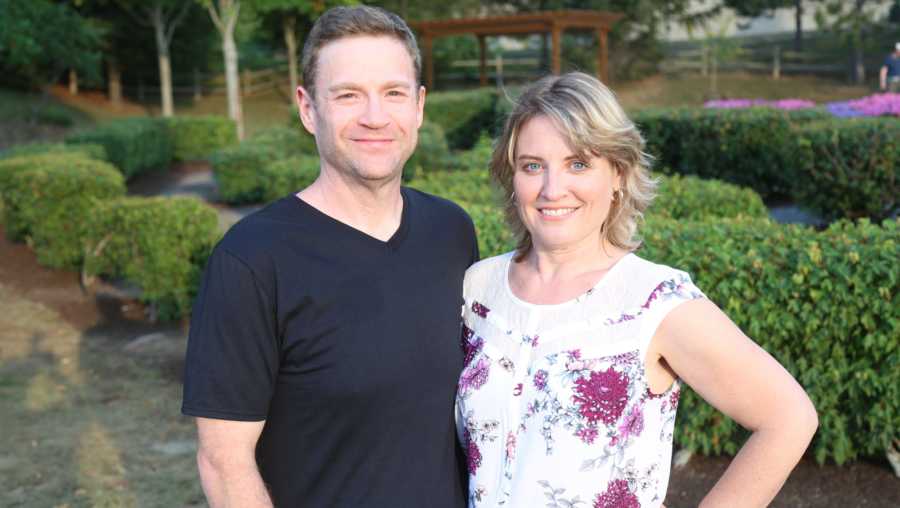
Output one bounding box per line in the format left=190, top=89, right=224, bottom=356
left=772, top=45, right=781, bottom=80
left=138, top=74, right=145, bottom=103
left=495, top=53, right=504, bottom=88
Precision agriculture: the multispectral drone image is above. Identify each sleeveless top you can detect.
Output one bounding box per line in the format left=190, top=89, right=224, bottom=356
left=456, top=252, right=705, bottom=508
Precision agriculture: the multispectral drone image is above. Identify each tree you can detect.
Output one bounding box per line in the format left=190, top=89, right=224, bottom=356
left=0, top=0, right=102, bottom=92
left=724, top=0, right=817, bottom=51
left=202, top=0, right=245, bottom=139
left=816, top=0, right=892, bottom=83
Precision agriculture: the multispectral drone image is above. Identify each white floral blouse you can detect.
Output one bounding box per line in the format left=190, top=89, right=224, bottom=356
left=456, top=252, right=705, bottom=508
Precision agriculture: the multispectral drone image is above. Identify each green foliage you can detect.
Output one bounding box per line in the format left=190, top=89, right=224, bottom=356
left=424, top=88, right=499, bottom=150
left=164, top=116, right=238, bottom=161
left=634, top=107, right=832, bottom=200
left=651, top=173, right=769, bottom=221
left=0, top=154, right=121, bottom=239
left=639, top=217, right=899, bottom=464
left=409, top=167, right=500, bottom=208
left=84, top=196, right=220, bottom=321
left=0, top=142, right=107, bottom=162
left=0, top=0, right=102, bottom=89
left=259, top=156, right=320, bottom=202
left=67, top=118, right=174, bottom=179
left=464, top=202, right=516, bottom=259
left=249, top=125, right=318, bottom=158
left=794, top=118, right=899, bottom=221
left=1, top=155, right=125, bottom=269
left=405, top=121, right=451, bottom=179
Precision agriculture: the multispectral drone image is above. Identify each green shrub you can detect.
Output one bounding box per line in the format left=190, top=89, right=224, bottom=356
left=259, top=156, right=320, bottom=202
left=639, top=217, right=899, bottom=464
left=84, top=196, right=220, bottom=320
left=3, top=157, right=125, bottom=268
left=405, top=121, right=451, bottom=179
left=250, top=125, right=317, bottom=158
left=0, top=142, right=107, bottom=161
left=164, top=116, right=237, bottom=161
left=409, top=167, right=500, bottom=208
left=0, top=153, right=123, bottom=240
left=634, top=107, right=831, bottom=199
left=651, top=173, right=768, bottom=221
left=425, top=88, right=498, bottom=150
left=211, top=144, right=281, bottom=204
left=66, top=117, right=174, bottom=179
left=794, top=118, right=899, bottom=221
left=463, top=202, right=515, bottom=258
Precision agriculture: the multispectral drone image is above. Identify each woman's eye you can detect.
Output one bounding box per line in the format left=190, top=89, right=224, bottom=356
left=571, top=161, right=589, bottom=171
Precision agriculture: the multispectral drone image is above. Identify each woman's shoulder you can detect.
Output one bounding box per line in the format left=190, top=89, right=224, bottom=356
left=463, top=251, right=515, bottom=300
left=623, top=252, right=693, bottom=284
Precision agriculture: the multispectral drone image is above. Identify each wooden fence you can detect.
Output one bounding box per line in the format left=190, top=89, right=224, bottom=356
left=661, top=45, right=846, bottom=79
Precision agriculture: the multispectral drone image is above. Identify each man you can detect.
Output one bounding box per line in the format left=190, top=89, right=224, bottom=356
left=879, top=42, right=900, bottom=92
left=181, top=6, right=477, bottom=507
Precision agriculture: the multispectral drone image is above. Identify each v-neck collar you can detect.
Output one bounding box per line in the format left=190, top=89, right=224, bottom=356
left=291, top=187, right=411, bottom=250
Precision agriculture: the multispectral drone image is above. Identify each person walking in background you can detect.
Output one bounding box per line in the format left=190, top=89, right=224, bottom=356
left=456, top=72, right=818, bottom=507
left=182, top=6, right=477, bottom=507
left=879, top=42, right=900, bottom=92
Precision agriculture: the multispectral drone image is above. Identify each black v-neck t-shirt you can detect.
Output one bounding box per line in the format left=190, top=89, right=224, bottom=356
left=182, top=188, right=478, bottom=507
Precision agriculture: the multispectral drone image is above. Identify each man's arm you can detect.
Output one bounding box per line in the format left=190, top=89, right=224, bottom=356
left=654, top=298, right=818, bottom=508
left=196, top=417, right=273, bottom=508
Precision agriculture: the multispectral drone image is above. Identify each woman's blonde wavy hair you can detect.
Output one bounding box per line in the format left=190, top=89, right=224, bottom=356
left=490, top=72, right=657, bottom=261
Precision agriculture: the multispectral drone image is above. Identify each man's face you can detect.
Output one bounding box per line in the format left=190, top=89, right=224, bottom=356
left=297, top=35, right=425, bottom=184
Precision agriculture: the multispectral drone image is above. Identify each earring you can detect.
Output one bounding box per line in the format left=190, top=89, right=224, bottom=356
left=510, top=191, right=517, bottom=203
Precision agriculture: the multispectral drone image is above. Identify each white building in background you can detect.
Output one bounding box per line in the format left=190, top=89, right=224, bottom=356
left=661, top=0, right=895, bottom=42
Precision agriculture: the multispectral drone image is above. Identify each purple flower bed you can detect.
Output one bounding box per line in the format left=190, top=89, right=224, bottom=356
left=705, top=93, right=900, bottom=117
left=704, top=98, right=816, bottom=110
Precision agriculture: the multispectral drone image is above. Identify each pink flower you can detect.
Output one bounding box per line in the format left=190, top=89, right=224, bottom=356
left=471, top=301, right=490, bottom=318
left=464, top=428, right=482, bottom=474
left=513, top=383, right=523, bottom=396
left=573, top=368, right=630, bottom=426
left=505, top=432, right=516, bottom=462
left=594, top=479, right=640, bottom=508
left=533, top=370, right=548, bottom=390
left=577, top=426, right=599, bottom=444
left=459, top=357, right=490, bottom=393
left=617, top=404, right=645, bottom=441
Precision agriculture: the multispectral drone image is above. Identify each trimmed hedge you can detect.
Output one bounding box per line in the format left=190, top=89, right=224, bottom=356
left=84, top=196, right=220, bottom=320
left=67, top=117, right=174, bottom=179
left=634, top=107, right=831, bottom=200
left=259, top=156, right=320, bottom=202
left=651, top=173, right=768, bottom=221
left=164, top=116, right=237, bottom=161
left=0, top=154, right=124, bottom=240
left=0, top=142, right=107, bottom=162
left=425, top=88, right=499, bottom=150
left=639, top=217, right=899, bottom=464
left=211, top=126, right=318, bottom=204
left=795, top=119, right=899, bottom=221
left=2, top=156, right=125, bottom=268
left=405, top=121, right=452, bottom=179
left=409, top=167, right=500, bottom=208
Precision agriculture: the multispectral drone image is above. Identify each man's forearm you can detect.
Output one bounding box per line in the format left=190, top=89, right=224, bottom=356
left=699, top=417, right=816, bottom=507
left=198, top=451, right=274, bottom=508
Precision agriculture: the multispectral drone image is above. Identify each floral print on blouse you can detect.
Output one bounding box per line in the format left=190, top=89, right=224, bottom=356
left=456, top=252, right=705, bottom=508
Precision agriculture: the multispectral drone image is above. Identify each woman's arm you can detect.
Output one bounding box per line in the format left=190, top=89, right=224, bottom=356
left=653, top=298, right=818, bottom=508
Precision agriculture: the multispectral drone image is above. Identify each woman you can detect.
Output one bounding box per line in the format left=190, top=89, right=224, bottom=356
left=456, top=72, right=818, bottom=508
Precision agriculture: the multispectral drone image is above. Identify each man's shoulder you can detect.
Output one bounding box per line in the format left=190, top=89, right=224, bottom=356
left=216, top=195, right=307, bottom=265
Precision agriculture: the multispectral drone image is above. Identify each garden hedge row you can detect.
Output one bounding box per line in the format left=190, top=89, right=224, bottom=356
left=164, top=116, right=237, bottom=162
left=0, top=152, right=220, bottom=319
left=84, top=196, right=220, bottom=321
left=424, top=88, right=504, bottom=150
left=633, top=108, right=898, bottom=221
left=0, top=142, right=107, bottom=162
left=67, top=117, right=174, bottom=179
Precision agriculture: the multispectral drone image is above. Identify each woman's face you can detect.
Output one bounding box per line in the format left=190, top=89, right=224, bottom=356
left=512, top=115, right=621, bottom=254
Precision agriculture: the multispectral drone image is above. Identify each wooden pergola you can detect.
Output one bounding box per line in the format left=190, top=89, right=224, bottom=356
left=411, top=10, right=623, bottom=90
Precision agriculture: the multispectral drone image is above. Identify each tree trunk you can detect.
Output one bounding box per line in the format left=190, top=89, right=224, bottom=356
left=108, top=60, right=122, bottom=108
left=223, top=26, right=244, bottom=139
left=855, top=42, right=866, bottom=84
left=152, top=6, right=175, bottom=117
left=284, top=15, right=299, bottom=93
left=794, top=0, right=804, bottom=52
left=69, top=69, right=78, bottom=95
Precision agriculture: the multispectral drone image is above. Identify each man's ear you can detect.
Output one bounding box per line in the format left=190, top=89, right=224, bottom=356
left=297, top=85, right=317, bottom=136
left=416, top=85, right=426, bottom=129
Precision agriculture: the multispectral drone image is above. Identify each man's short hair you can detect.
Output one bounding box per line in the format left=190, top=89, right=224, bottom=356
left=301, top=6, right=421, bottom=101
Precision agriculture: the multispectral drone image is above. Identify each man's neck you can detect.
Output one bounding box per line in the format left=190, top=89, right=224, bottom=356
left=296, top=168, right=404, bottom=242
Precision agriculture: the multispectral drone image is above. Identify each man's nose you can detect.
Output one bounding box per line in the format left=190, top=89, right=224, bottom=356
left=359, top=95, right=390, bottom=129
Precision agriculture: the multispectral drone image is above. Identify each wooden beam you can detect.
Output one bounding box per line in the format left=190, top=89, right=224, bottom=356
left=551, top=23, right=561, bottom=75
left=478, top=35, right=487, bottom=87
left=597, top=28, right=609, bottom=83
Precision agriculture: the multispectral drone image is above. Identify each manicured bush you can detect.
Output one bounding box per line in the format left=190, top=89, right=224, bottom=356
left=210, top=143, right=278, bottom=204
left=463, top=202, right=515, bottom=258
left=249, top=125, right=318, bottom=158
left=0, top=142, right=107, bottom=161
left=651, top=173, right=768, bottom=221
left=409, top=167, right=500, bottom=208
left=164, top=116, right=237, bottom=161
left=634, top=107, right=831, bottom=200
left=3, top=156, right=125, bottom=268
left=794, top=118, right=899, bottom=221
left=405, top=121, right=451, bottom=179
left=425, top=88, right=499, bottom=150
left=259, top=156, right=320, bottom=202
left=0, top=153, right=123, bottom=240
left=639, top=217, right=899, bottom=464
left=66, top=117, right=174, bottom=179
left=83, top=196, right=220, bottom=320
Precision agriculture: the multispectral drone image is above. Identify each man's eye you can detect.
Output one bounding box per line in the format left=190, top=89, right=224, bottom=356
left=523, top=162, right=542, bottom=172
left=337, top=93, right=357, bottom=100
left=387, top=90, right=406, bottom=97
